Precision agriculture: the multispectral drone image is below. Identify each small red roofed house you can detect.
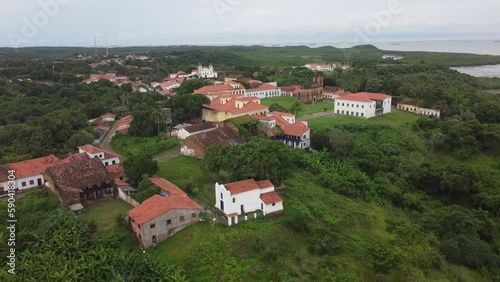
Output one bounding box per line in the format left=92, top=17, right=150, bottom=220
left=116, top=115, right=133, bottom=134
left=128, top=178, right=202, bottom=248
left=334, top=92, right=392, bottom=118
left=202, top=96, right=269, bottom=122
left=0, top=155, right=60, bottom=195
left=78, top=145, right=120, bottom=166
left=252, top=111, right=311, bottom=149
left=215, top=179, right=283, bottom=226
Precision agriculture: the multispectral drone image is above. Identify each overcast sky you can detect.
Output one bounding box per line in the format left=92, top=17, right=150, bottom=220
left=1, top=0, right=499, bottom=47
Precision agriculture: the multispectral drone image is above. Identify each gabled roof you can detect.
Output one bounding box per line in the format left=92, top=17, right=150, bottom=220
left=257, top=180, right=274, bottom=189
left=182, top=123, right=216, bottom=133
left=150, top=178, right=187, bottom=197
left=203, top=96, right=268, bottom=115
left=246, top=83, right=278, bottom=92
left=128, top=194, right=202, bottom=225
left=260, top=191, right=283, bottom=205
left=266, top=112, right=310, bottom=137
left=0, top=155, right=60, bottom=181
left=47, top=153, right=113, bottom=193
left=128, top=178, right=202, bottom=225
left=194, top=84, right=234, bottom=95
left=224, top=179, right=261, bottom=195
left=78, top=145, right=118, bottom=159
left=106, top=164, right=125, bottom=179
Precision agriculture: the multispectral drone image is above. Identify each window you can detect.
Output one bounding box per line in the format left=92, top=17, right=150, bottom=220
left=150, top=224, right=156, bottom=229
left=342, top=103, right=344, bottom=106
left=179, top=216, right=185, bottom=222
left=29, top=180, right=34, bottom=185
left=272, top=203, right=276, bottom=207
left=220, top=193, right=223, bottom=199
left=361, top=113, right=364, bottom=117
left=356, top=105, right=359, bottom=108
left=362, top=105, right=364, bottom=109
left=192, top=213, right=197, bottom=218
left=105, top=162, right=109, bottom=166
left=112, top=160, right=116, bottom=165
left=22, top=182, right=26, bottom=187
left=232, top=198, right=236, bottom=203
left=167, top=219, right=172, bottom=225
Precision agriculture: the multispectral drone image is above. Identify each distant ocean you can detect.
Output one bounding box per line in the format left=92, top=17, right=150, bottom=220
left=260, top=40, right=500, bottom=56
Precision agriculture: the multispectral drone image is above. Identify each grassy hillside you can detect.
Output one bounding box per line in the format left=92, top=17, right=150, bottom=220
left=111, top=134, right=179, bottom=158
left=147, top=170, right=487, bottom=281
left=261, top=97, right=334, bottom=117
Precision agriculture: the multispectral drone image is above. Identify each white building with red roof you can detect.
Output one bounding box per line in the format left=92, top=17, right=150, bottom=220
left=128, top=178, right=202, bottom=248
left=78, top=145, right=120, bottom=166
left=202, top=95, right=269, bottom=122
left=253, top=111, right=311, bottom=149
left=244, top=83, right=282, bottom=99
left=215, top=179, right=283, bottom=226
left=334, top=92, right=392, bottom=118
left=0, top=155, right=60, bottom=195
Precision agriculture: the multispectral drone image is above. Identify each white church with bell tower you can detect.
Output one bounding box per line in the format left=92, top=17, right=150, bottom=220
left=191, top=63, right=218, bottom=79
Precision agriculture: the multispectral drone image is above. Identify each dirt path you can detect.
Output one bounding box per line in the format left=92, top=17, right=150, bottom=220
left=100, top=122, right=127, bottom=162
left=153, top=147, right=181, bottom=163
left=299, top=110, right=337, bottom=121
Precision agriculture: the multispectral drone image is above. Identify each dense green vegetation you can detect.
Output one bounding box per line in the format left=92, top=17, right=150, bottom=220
left=1, top=45, right=500, bottom=281
left=0, top=190, right=184, bottom=281
left=111, top=134, right=179, bottom=158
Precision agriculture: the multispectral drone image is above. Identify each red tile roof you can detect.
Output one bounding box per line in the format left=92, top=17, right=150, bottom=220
left=128, top=194, right=202, bottom=225
left=336, top=92, right=391, bottom=103
left=252, top=115, right=276, bottom=122
left=246, top=83, right=278, bottom=92
left=223, top=179, right=273, bottom=195
left=257, top=180, right=274, bottom=189
left=194, top=84, right=233, bottom=95
left=115, top=179, right=129, bottom=187
left=260, top=191, right=283, bottom=205
left=0, top=155, right=60, bottom=181
left=106, top=164, right=125, bottom=179
left=79, top=145, right=118, bottom=159
left=150, top=178, right=187, bottom=197
left=267, top=112, right=310, bottom=137
left=203, top=96, right=268, bottom=115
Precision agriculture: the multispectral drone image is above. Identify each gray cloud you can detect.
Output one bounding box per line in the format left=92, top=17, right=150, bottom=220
left=1, top=0, right=499, bottom=47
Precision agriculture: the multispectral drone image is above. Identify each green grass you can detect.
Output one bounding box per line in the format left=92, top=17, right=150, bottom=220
left=157, top=156, right=216, bottom=206
left=261, top=96, right=334, bottom=117
left=84, top=198, right=133, bottom=232
left=111, top=134, right=180, bottom=158
left=308, top=108, right=420, bottom=130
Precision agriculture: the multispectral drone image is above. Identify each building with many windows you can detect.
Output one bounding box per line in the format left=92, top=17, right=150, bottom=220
left=334, top=92, right=392, bottom=118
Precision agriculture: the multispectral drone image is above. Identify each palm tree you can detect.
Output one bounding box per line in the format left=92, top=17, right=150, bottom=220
left=151, top=108, right=165, bottom=136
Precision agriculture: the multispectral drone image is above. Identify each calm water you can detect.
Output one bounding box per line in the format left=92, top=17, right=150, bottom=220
left=452, top=64, right=500, bottom=78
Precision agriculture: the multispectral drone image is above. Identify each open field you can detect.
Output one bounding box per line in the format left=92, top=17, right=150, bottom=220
left=157, top=156, right=216, bottom=206
left=308, top=108, right=421, bottom=130
left=84, top=198, right=134, bottom=232
left=111, top=134, right=179, bottom=158
left=261, top=96, right=334, bottom=117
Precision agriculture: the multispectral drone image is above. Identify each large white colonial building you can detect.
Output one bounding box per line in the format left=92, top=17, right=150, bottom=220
left=215, top=179, right=283, bottom=226
left=244, top=83, right=281, bottom=99
left=334, top=92, right=392, bottom=119
left=191, top=63, right=218, bottom=79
